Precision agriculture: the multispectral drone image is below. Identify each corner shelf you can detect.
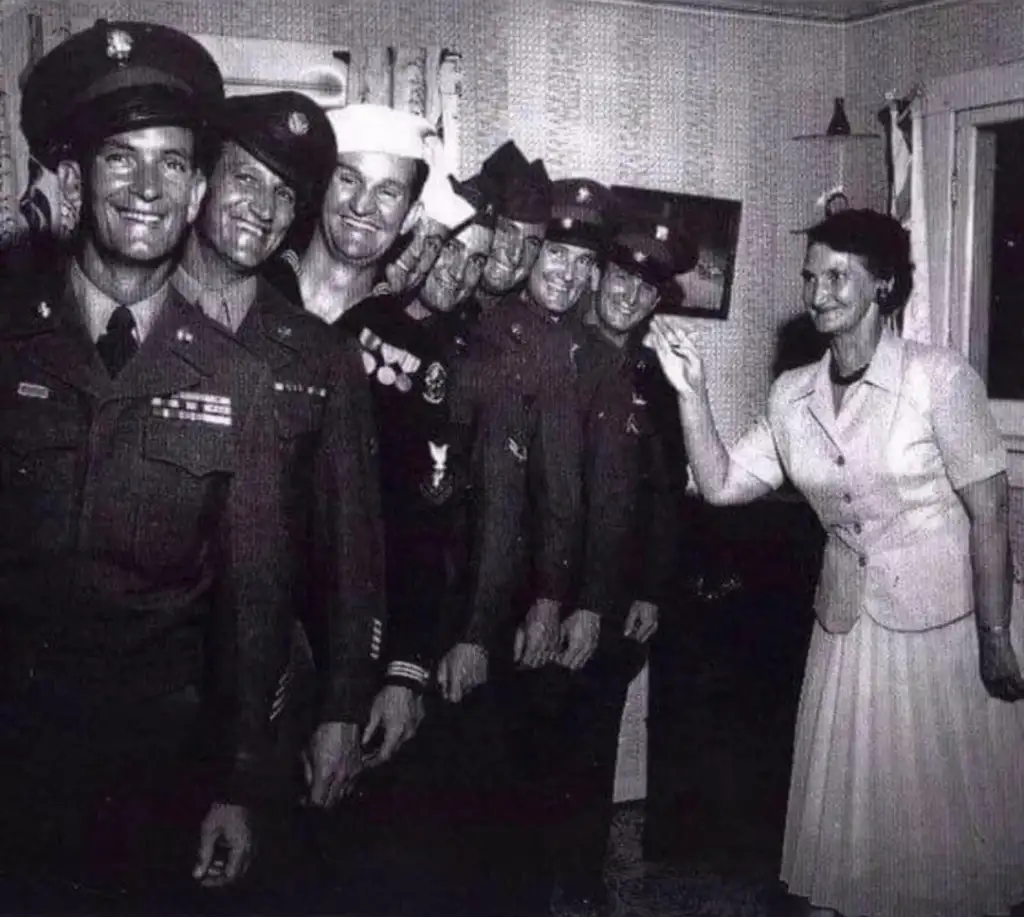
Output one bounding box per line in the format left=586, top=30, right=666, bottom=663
left=791, top=132, right=881, bottom=141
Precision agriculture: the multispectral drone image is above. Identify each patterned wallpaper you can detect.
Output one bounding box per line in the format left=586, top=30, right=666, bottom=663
left=0, top=0, right=845, bottom=444
left=0, top=0, right=1020, bottom=801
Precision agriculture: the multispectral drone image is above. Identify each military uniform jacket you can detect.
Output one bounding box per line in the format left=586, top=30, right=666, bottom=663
left=219, top=277, right=386, bottom=724
left=0, top=277, right=289, bottom=807
left=573, top=328, right=688, bottom=621
left=338, top=294, right=469, bottom=689
left=449, top=290, right=583, bottom=648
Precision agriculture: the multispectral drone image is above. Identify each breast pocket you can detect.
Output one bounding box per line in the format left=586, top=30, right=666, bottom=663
left=135, top=416, right=234, bottom=572
left=0, top=402, right=85, bottom=553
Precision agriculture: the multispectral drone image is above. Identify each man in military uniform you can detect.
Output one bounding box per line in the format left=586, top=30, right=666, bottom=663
left=265, top=103, right=436, bottom=322
left=441, top=177, right=613, bottom=701
left=426, top=178, right=612, bottom=917
left=1, top=20, right=289, bottom=905
left=171, top=92, right=386, bottom=816
left=542, top=216, right=696, bottom=917
left=338, top=172, right=488, bottom=733
left=473, top=140, right=551, bottom=315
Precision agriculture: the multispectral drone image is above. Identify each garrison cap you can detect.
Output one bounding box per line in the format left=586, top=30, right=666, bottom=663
left=546, top=178, right=614, bottom=251
left=20, top=19, right=224, bottom=169
left=217, top=92, right=336, bottom=214
left=606, top=218, right=699, bottom=287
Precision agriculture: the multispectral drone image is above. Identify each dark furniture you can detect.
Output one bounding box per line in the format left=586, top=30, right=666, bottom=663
left=644, top=491, right=824, bottom=875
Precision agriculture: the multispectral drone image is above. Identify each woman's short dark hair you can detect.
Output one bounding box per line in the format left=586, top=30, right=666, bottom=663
left=805, top=209, right=913, bottom=315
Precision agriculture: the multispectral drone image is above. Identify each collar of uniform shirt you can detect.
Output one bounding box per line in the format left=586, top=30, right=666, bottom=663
left=69, top=258, right=169, bottom=345
left=172, top=264, right=258, bottom=334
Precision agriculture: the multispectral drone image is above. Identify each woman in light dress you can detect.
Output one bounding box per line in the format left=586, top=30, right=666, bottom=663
left=647, top=209, right=1024, bottom=917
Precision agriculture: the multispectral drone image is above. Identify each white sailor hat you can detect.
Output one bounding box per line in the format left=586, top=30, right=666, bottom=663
left=420, top=170, right=477, bottom=230
left=327, top=103, right=436, bottom=162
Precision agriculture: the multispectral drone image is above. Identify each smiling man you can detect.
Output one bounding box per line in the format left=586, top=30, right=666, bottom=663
left=474, top=140, right=551, bottom=315
left=3, top=19, right=289, bottom=907
left=266, top=103, right=435, bottom=323
left=172, top=92, right=387, bottom=823
left=540, top=217, right=696, bottom=917
left=446, top=178, right=613, bottom=684
left=335, top=172, right=487, bottom=741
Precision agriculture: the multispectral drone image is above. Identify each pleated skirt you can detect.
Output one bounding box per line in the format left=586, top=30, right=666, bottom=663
left=781, top=598, right=1024, bottom=917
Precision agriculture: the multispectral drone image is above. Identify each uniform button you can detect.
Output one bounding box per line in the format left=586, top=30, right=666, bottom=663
left=853, top=522, right=862, bottom=534
left=858, top=555, right=868, bottom=568
left=843, top=493, right=852, bottom=504
left=836, top=455, right=846, bottom=467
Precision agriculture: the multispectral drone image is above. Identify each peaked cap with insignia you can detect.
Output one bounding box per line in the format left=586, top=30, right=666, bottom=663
left=606, top=217, right=699, bottom=287
left=20, top=19, right=224, bottom=169
left=546, top=177, right=614, bottom=251
left=216, top=92, right=336, bottom=214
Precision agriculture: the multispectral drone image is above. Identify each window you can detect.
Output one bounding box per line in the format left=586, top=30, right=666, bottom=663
left=925, top=60, right=1024, bottom=483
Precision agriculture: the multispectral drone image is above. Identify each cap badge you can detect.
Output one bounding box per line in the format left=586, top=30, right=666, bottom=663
left=106, top=28, right=133, bottom=63
left=37, top=301, right=51, bottom=319
left=287, top=111, right=309, bottom=136
left=655, top=224, right=669, bottom=241
left=576, top=186, right=592, bottom=204
left=560, top=217, right=573, bottom=229
left=633, top=251, right=649, bottom=264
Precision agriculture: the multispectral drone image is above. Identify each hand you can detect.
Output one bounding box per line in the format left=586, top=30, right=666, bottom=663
left=646, top=317, right=707, bottom=400
left=979, top=628, right=1024, bottom=702
left=437, top=643, right=488, bottom=703
left=303, top=721, right=362, bottom=808
left=558, top=609, right=601, bottom=671
left=361, top=684, right=424, bottom=767
left=193, top=802, right=253, bottom=888
left=624, top=600, right=659, bottom=644
left=514, top=600, right=562, bottom=668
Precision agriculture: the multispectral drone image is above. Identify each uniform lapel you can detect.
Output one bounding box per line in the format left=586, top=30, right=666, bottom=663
left=241, top=281, right=302, bottom=373
left=21, top=287, right=114, bottom=401
left=105, top=289, right=209, bottom=400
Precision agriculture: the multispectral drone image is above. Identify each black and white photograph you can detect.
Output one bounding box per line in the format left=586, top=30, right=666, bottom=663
left=0, top=2, right=1023, bottom=917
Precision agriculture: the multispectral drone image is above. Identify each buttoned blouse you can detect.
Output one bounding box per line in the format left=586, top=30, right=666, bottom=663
left=730, top=329, right=1006, bottom=633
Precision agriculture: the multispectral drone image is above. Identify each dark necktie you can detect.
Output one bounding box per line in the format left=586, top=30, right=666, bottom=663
left=96, top=305, right=139, bottom=378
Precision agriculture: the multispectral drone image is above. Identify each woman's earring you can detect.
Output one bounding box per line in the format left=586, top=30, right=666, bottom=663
left=57, top=194, right=78, bottom=239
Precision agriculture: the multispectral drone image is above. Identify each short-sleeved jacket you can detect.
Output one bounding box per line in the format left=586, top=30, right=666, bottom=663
left=730, top=330, right=1006, bottom=633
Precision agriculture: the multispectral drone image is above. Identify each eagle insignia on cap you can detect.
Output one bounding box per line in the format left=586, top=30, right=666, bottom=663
left=633, top=251, right=649, bottom=264
left=560, top=217, right=573, bottom=229
left=287, top=112, right=309, bottom=136
left=655, top=224, right=669, bottom=241
left=576, top=186, right=592, bottom=204
left=106, top=28, right=133, bottom=63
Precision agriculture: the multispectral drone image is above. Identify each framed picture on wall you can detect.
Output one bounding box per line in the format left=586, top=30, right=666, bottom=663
left=611, top=185, right=742, bottom=320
